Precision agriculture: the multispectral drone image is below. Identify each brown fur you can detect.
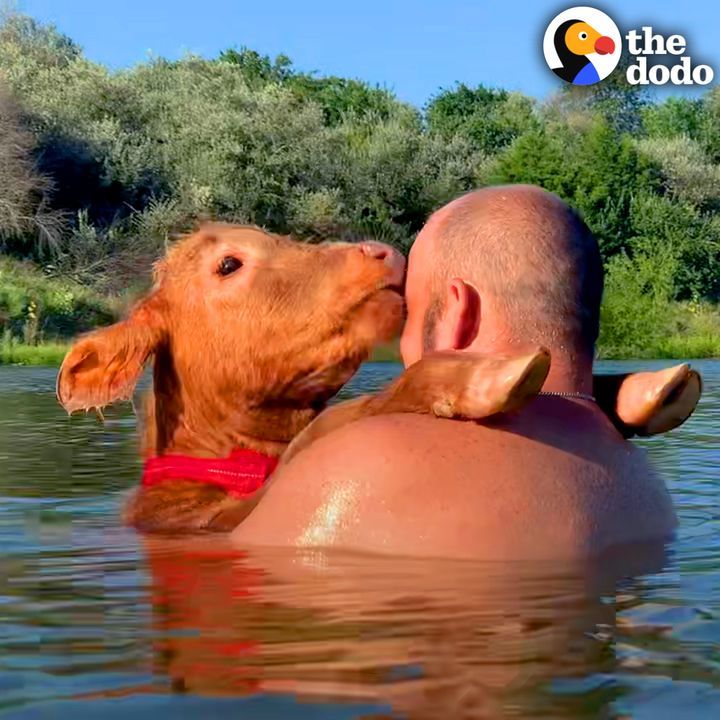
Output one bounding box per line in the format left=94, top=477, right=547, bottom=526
left=58, top=224, right=405, bottom=532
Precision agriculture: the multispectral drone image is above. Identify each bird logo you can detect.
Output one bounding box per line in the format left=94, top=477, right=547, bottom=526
left=543, top=7, right=621, bottom=85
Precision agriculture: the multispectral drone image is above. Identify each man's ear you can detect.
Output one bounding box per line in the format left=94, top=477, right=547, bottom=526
left=57, top=294, right=167, bottom=414
left=434, top=278, right=481, bottom=351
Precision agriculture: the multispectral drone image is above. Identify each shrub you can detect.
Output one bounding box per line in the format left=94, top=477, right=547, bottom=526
left=598, top=245, right=680, bottom=358
left=0, top=84, right=62, bottom=254
left=642, top=96, right=705, bottom=140
left=426, top=84, right=536, bottom=154
left=628, top=193, right=720, bottom=301
left=0, top=8, right=718, bottom=363
left=637, top=135, right=720, bottom=210
left=0, top=258, right=116, bottom=342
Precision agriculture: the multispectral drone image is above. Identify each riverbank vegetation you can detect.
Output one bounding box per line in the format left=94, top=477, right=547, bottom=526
left=1, top=10, right=719, bottom=364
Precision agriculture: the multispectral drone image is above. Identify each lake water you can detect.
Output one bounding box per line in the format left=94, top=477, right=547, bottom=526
left=0, top=360, right=718, bottom=719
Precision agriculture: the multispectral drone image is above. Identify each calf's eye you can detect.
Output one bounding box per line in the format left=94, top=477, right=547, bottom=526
left=218, top=256, right=243, bottom=276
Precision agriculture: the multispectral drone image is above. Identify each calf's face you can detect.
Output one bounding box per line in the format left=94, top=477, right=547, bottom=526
left=57, top=224, right=405, bottom=454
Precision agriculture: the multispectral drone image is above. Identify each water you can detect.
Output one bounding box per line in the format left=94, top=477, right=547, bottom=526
left=0, top=360, right=718, bottom=719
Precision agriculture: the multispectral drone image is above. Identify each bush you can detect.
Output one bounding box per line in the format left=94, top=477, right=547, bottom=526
left=596, top=247, right=720, bottom=359
left=0, top=11, right=489, bottom=256
left=0, top=258, right=116, bottom=343
left=637, top=136, right=720, bottom=210
left=426, top=84, right=536, bottom=154
left=0, top=84, right=62, bottom=254
left=642, top=96, right=705, bottom=140
left=628, top=193, right=720, bottom=301
left=598, top=246, right=678, bottom=358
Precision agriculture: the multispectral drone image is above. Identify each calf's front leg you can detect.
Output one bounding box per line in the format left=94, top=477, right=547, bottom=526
left=280, top=348, right=551, bottom=467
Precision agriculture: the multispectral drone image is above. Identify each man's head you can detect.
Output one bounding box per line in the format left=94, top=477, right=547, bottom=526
left=401, top=185, right=603, bottom=382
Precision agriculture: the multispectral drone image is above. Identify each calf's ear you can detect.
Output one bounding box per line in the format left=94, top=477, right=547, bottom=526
left=57, top=294, right=167, bottom=414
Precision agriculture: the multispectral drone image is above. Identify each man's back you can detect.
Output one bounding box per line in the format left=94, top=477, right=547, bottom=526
left=232, top=398, right=677, bottom=559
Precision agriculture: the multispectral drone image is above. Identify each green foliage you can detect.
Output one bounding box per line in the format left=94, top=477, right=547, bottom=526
left=287, top=75, right=399, bottom=127
left=637, top=136, right=720, bottom=210
left=698, top=88, right=720, bottom=165
left=627, top=193, right=720, bottom=300
left=491, top=118, right=658, bottom=257
left=0, top=337, right=68, bottom=365
left=426, top=84, right=536, bottom=154
left=0, top=8, right=80, bottom=67
left=598, top=245, right=678, bottom=357
left=642, top=96, right=705, bottom=139
left=0, top=258, right=116, bottom=343
left=218, top=47, right=293, bottom=86
left=220, top=46, right=400, bottom=126
left=0, top=10, right=719, bottom=359
left=598, top=243, right=720, bottom=359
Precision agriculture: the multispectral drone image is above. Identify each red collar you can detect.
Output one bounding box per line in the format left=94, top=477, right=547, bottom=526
left=142, top=448, right=279, bottom=497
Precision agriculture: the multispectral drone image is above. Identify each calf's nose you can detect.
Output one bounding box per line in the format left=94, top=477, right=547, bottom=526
left=360, top=241, right=392, bottom=261
left=359, top=241, right=406, bottom=288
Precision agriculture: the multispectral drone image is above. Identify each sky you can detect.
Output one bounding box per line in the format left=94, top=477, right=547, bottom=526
left=13, top=0, right=720, bottom=106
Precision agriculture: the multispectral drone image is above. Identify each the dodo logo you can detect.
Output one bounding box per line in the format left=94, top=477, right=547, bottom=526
left=543, top=7, right=621, bottom=85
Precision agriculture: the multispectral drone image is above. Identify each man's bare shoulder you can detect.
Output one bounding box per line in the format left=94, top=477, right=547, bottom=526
left=233, top=414, right=437, bottom=548
left=232, top=409, right=676, bottom=558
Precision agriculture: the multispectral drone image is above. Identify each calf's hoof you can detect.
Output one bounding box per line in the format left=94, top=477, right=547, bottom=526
left=432, top=347, right=551, bottom=420
left=617, top=364, right=702, bottom=436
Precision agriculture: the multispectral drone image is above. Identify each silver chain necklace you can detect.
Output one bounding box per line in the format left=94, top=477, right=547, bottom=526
left=538, top=391, right=597, bottom=403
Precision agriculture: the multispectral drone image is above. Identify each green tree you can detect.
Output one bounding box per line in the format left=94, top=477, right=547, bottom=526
left=220, top=47, right=398, bottom=126
left=426, top=83, right=536, bottom=154
left=2, top=7, right=720, bottom=325
left=219, top=47, right=293, bottom=86
left=0, top=8, right=80, bottom=67
left=699, top=87, right=720, bottom=162
left=492, top=117, right=657, bottom=257
left=628, top=192, right=720, bottom=301
left=598, top=244, right=679, bottom=357
left=642, top=96, right=705, bottom=139
left=638, top=135, right=720, bottom=211
left=286, top=75, right=398, bottom=126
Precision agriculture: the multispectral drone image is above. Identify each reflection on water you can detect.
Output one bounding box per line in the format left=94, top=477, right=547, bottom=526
left=0, top=361, right=718, bottom=718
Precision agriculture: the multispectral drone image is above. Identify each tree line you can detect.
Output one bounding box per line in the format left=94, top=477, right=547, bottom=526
left=1, top=11, right=719, bottom=357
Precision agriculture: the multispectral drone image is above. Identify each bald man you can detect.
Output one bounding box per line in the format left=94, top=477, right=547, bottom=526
left=232, top=185, right=677, bottom=559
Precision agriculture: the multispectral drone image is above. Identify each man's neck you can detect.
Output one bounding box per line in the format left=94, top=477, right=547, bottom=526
left=538, top=356, right=594, bottom=396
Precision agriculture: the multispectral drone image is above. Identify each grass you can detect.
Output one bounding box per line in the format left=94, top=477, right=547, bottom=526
left=0, top=256, right=118, bottom=366
left=598, top=335, right=720, bottom=360
left=369, top=341, right=402, bottom=363
left=0, top=257, right=117, bottom=348
left=598, top=299, right=720, bottom=360
left=0, top=339, right=69, bottom=366
left=1, top=340, right=402, bottom=367
left=1, top=337, right=401, bottom=368
left=653, top=334, right=720, bottom=359
left=2, top=335, right=718, bottom=368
